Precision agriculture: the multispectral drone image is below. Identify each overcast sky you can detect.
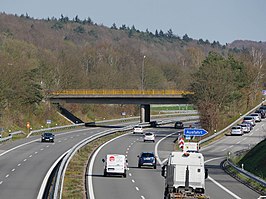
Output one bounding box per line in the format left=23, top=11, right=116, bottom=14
left=1, top=0, right=266, bottom=44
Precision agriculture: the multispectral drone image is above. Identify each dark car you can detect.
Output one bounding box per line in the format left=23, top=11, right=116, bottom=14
left=138, top=152, right=156, bottom=169
left=41, top=132, right=54, bottom=142
left=256, top=109, right=266, bottom=119
left=174, top=121, right=184, bottom=129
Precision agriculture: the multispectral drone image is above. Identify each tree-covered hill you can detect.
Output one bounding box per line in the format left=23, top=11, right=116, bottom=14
left=0, top=12, right=265, bottom=133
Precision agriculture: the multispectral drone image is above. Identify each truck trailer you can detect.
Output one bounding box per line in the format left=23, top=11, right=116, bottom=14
left=162, top=151, right=209, bottom=199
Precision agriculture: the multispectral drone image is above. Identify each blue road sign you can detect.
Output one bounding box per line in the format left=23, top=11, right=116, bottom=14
left=184, top=128, right=208, bottom=137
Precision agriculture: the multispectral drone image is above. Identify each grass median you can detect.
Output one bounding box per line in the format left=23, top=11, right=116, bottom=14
left=62, top=131, right=126, bottom=199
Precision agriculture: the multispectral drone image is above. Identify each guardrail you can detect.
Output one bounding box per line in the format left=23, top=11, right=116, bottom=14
left=10, top=130, right=25, bottom=136
left=199, top=100, right=266, bottom=146
left=0, top=136, right=12, bottom=143
left=53, top=125, right=133, bottom=199
left=226, top=158, right=266, bottom=188
left=0, top=131, right=25, bottom=143
left=49, top=89, right=193, bottom=96
left=27, top=123, right=85, bottom=138
left=35, top=114, right=199, bottom=198
left=27, top=113, right=199, bottom=138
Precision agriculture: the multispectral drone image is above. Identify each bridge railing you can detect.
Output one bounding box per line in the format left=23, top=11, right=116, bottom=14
left=49, top=89, right=193, bottom=96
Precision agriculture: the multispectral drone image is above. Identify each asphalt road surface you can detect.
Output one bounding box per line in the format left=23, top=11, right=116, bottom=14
left=88, top=121, right=265, bottom=199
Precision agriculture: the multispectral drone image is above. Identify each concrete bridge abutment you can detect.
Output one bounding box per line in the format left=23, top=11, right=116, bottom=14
left=140, top=104, right=150, bottom=123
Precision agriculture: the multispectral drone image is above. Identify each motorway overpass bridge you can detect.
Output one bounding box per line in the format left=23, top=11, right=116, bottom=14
left=48, top=89, right=193, bottom=123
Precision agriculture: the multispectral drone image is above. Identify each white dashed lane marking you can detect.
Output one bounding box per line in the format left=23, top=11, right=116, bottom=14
left=12, top=169, right=15, bottom=172
left=40, top=148, right=44, bottom=151
left=132, top=179, right=135, bottom=183
left=17, top=164, right=21, bottom=167
left=23, top=159, right=27, bottom=162
left=221, top=148, right=227, bottom=152
left=0, top=181, right=3, bottom=185
left=141, top=196, right=145, bottom=199
left=136, top=187, right=139, bottom=191
left=35, top=152, right=38, bottom=154
left=5, top=174, right=9, bottom=178
left=129, top=173, right=132, bottom=176
left=29, top=155, right=33, bottom=158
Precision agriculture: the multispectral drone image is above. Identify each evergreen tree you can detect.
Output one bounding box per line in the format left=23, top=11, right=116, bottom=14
left=111, top=23, right=117, bottom=30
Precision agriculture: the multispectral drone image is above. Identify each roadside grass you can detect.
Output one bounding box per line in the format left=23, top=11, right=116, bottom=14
left=62, top=131, right=125, bottom=199
left=223, top=139, right=266, bottom=195
left=238, top=139, right=266, bottom=181
left=224, top=162, right=266, bottom=195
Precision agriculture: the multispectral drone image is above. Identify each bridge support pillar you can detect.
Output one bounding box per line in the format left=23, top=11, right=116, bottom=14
left=140, top=104, right=150, bottom=123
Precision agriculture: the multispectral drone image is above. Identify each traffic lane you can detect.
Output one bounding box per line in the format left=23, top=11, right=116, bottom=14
left=200, top=122, right=265, bottom=199
left=205, top=158, right=259, bottom=199
left=127, top=135, right=164, bottom=199
left=202, top=120, right=266, bottom=160
left=91, top=134, right=143, bottom=199
left=0, top=127, right=113, bottom=199
left=155, top=129, right=182, bottom=164
left=91, top=128, right=177, bottom=199
left=205, top=178, right=238, bottom=199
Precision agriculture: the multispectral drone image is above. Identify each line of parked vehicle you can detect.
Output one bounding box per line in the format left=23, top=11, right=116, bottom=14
left=231, top=105, right=266, bottom=135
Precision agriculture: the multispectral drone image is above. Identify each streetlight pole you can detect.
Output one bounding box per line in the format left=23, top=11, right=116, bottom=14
left=141, top=55, right=146, bottom=91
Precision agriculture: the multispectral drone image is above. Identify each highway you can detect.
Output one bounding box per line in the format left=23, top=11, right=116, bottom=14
left=0, top=126, right=117, bottom=199
left=88, top=121, right=265, bottom=199
left=0, top=115, right=191, bottom=199
left=0, top=117, right=264, bottom=199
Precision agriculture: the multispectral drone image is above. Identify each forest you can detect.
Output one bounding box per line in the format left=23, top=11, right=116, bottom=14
left=0, top=12, right=265, bottom=133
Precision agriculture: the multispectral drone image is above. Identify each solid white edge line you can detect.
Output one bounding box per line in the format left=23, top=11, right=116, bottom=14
left=208, top=176, right=241, bottom=199
left=205, top=157, right=241, bottom=199
left=155, top=132, right=179, bottom=166
left=0, top=139, right=39, bottom=157
left=37, top=150, right=70, bottom=199
left=87, top=133, right=130, bottom=199
left=0, top=127, right=95, bottom=158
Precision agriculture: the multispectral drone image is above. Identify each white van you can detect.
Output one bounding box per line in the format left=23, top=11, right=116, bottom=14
left=102, top=154, right=128, bottom=177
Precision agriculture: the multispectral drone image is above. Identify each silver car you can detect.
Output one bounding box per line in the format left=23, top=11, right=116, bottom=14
left=144, top=132, right=155, bottom=142
left=243, top=116, right=255, bottom=126
left=249, top=113, right=261, bottom=122
left=231, top=126, right=243, bottom=135
left=238, top=123, right=250, bottom=133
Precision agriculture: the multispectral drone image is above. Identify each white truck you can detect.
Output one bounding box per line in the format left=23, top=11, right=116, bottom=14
left=162, top=151, right=209, bottom=199
left=102, top=154, right=128, bottom=177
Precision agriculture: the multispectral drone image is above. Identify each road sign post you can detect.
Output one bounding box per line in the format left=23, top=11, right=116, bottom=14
left=47, top=120, right=52, bottom=128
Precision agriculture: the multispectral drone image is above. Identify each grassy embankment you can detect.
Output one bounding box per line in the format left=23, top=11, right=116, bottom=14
left=226, top=139, right=266, bottom=194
